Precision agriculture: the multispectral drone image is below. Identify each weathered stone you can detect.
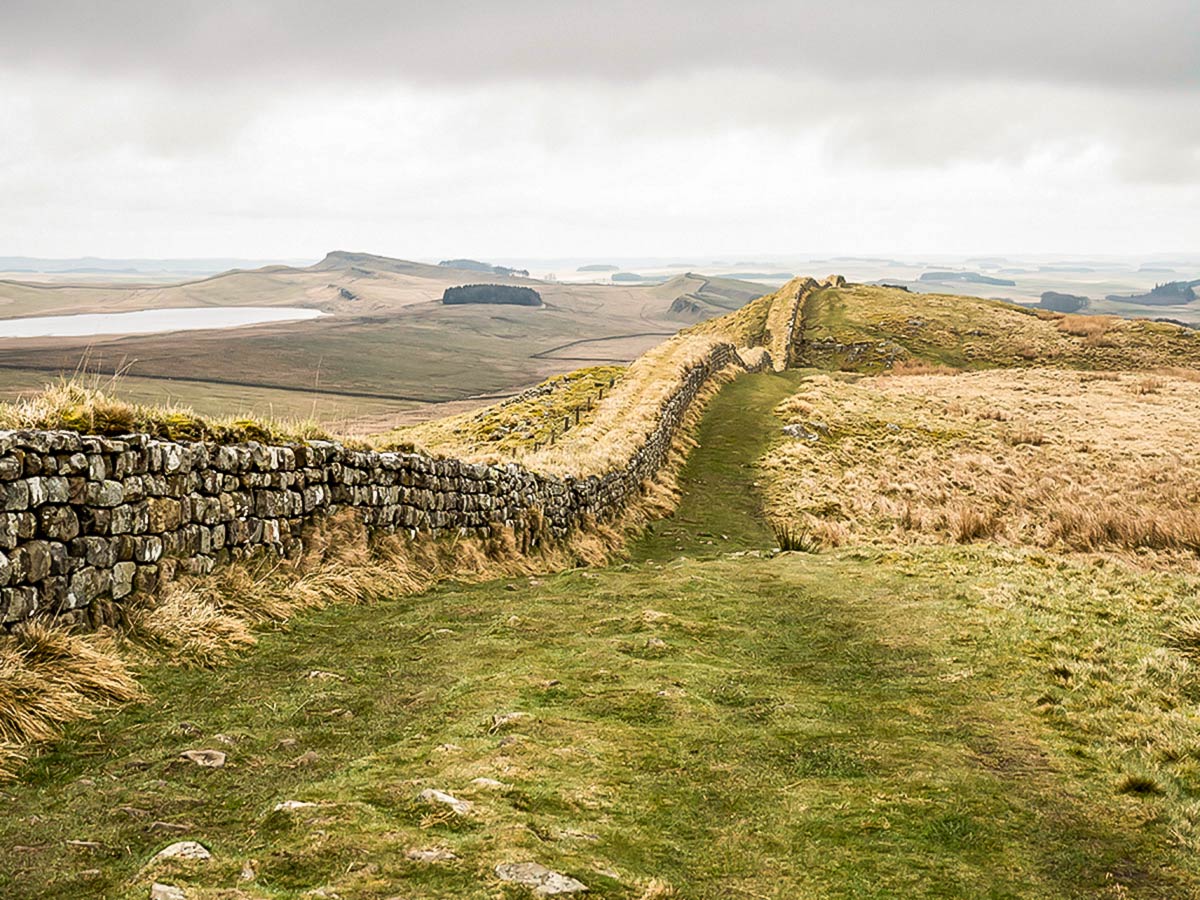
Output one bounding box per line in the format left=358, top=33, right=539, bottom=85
left=407, top=846, right=457, bottom=862
left=84, top=480, right=125, bottom=507
left=68, top=566, right=111, bottom=607
left=1, top=586, right=37, bottom=622
left=0, top=455, right=22, bottom=481
left=180, top=749, right=226, bottom=768
left=146, top=497, right=183, bottom=532
left=39, top=505, right=80, bottom=541
left=273, top=800, right=316, bottom=812
left=418, top=789, right=473, bottom=815
left=0, top=513, right=20, bottom=549
left=149, top=883, right=186, bottom=900
left=134, top=564, right=160, bottom=594
left=112, top=562, right=137, bottom=599
left=152, top=840, right=211, bottom=862
left=3, top=480, right=30, bottom=511
left=11, top=540, right=53, bottom=583
left=494, top=862, right=588, bottom=895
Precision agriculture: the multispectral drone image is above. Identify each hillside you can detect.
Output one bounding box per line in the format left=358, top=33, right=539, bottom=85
left=796, top=282, right=1200, bottom=372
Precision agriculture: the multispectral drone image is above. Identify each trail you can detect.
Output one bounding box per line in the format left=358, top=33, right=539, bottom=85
left=630, top=368, right=807, bottom=560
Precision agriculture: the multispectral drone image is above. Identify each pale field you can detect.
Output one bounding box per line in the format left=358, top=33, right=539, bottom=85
left=761, top=366, right=1200, bottom=566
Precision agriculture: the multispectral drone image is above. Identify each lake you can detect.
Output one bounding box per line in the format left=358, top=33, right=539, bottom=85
left=0, top=306, right=326, bottom=339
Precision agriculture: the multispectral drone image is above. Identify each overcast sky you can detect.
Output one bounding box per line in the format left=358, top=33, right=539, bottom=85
left=2, top=1, right=1197, bottom=260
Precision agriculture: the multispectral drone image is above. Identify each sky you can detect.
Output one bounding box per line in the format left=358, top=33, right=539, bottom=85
left=1, top=1, right=1198, bottom=260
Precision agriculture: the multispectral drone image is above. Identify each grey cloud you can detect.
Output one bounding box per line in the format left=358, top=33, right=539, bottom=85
left=1, top=0, right=1197, bottom=91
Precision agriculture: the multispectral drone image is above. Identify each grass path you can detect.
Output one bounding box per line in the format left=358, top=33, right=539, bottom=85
left=0, top=372, right=1194, bottom=898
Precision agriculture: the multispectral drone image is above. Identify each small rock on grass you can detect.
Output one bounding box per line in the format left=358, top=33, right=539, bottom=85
left=274, top=800, right=317, bottom=812
left=418, top=789, right=473, bottom=815
left=406, top=846, right=457, bottom=863
left=153, top=841, right=211, bottom=862
left=180, top=749, right=226, bottom=768
left=150, top=884, right=187, bottom=900
left=470, top=777, right=508, bottom=790
left=495, top=862, right=588, bottom=895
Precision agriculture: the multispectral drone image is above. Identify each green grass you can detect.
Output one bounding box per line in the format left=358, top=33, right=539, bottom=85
left=3, top=371, right=1199, bottom=898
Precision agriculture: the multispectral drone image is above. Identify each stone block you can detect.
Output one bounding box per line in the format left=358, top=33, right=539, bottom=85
left=84, top=480, right=125, bottom=507
left=146, top=497, right=183, bottom=532
left=112, top=562, right=136, bottom=599
left=39, top=505, right=80, bottom=542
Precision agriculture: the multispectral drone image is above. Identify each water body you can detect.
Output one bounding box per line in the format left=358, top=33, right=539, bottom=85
left=0, top=306, right=326, bottom=339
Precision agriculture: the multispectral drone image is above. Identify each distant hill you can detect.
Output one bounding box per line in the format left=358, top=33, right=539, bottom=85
left=438, top=258, right=529, bottom=277
left=1107, top=280, right=1200, bottom=306
left=1038, top=291, right=1090, bottom=313
left=577, top=264, right=619, bottom=272
left=0, top=255, right=313, bottom=274
left=717, top=272, right=794, bottom=281
left=653, top=273, right=768, bottom=321
left=919, top=271, right=1017, bottom=287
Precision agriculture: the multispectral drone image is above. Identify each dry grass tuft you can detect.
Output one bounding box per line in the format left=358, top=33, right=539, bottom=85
left=1003, top=424, right=1046, bottom=446
left=0, top=622, right=143, bottom=747
left=947, top=504, right=1004, bottom=543
left=1167, top=616, right=1200, bottom=656
left=636, top=880, right=679, bottom=899
left=1056, top=314, right=1116, bottom=340
left=1050, top=505, right=1200, bottom=555
left=0, top=742, right=26, bottom=780
left=130, top=590, right=258, bottom=667
left=1132, top=376, right=1166, bottom=395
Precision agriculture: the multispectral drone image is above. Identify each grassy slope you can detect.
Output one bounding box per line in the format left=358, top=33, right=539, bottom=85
left=2, top=372, right=1196, bottom=899
left=383, top=366, right=626, bottom=456
left=800, top=283, right=1200, bottom=372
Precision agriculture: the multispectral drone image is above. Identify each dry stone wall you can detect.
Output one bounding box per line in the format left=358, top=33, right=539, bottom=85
left=0, top=342, right=762, bottom=628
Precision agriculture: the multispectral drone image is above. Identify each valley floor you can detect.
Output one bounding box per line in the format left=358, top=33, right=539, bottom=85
left=2, top=373, right=1197, bottom=898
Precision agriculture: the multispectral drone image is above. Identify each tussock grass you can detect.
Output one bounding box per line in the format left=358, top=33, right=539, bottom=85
left=1132, top=375, right=1166, bottom=395
left=0, top=622, right=143, bottom=746
left=0, top=376, right=331, bottom=444
left=1056, top=314, right=1115, bottom=339
left=773, top=522, right=823, bottom=552
left=947, top=503, right=1004, bottom=543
